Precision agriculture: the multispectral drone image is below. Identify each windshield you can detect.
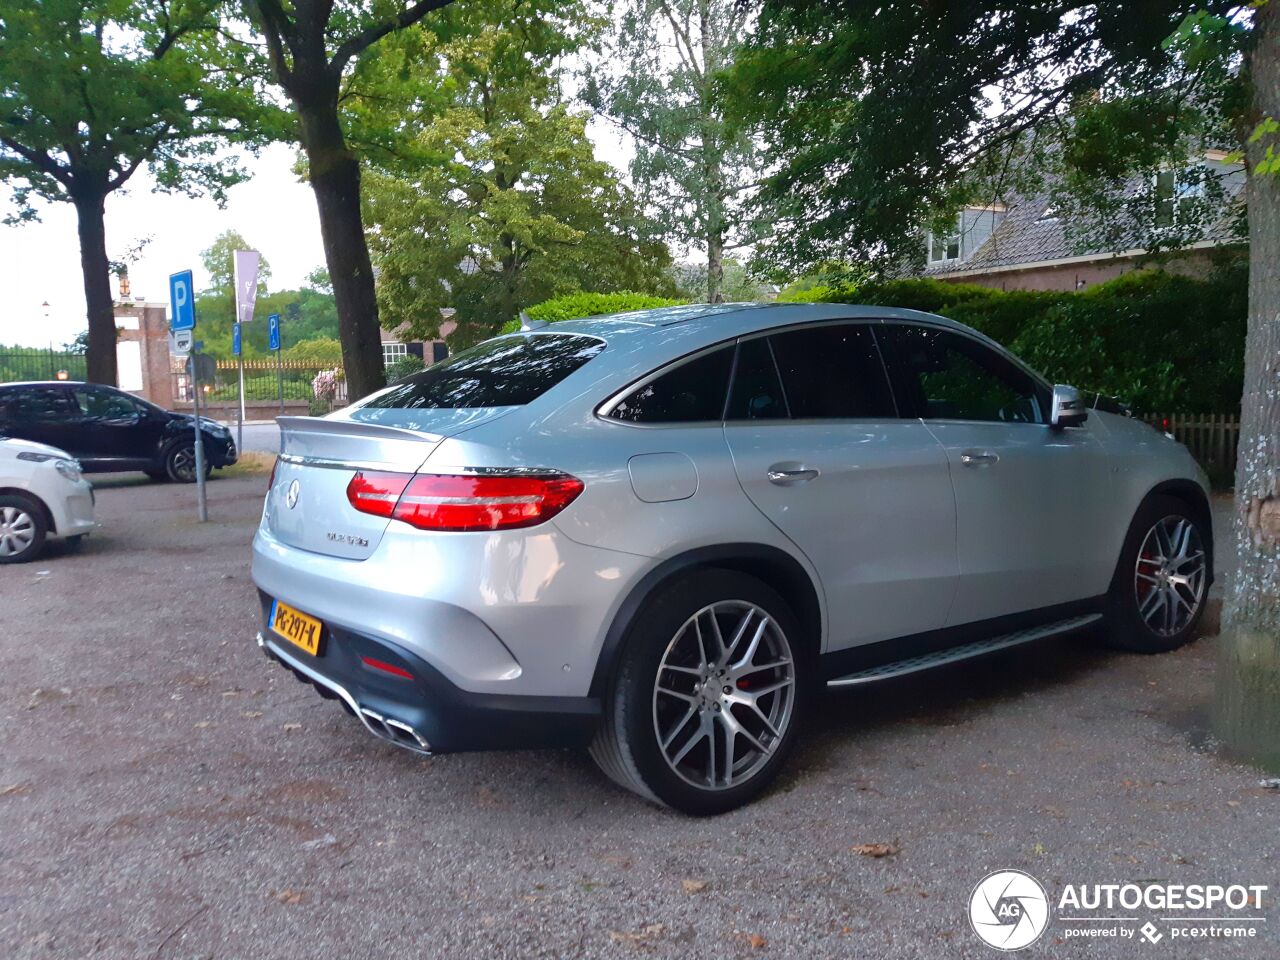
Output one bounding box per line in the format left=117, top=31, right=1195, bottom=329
left=355, top=333, right=605, bottom=412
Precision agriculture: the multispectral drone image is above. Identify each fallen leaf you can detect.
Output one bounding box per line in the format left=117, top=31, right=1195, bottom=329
left=851, top=841, right=899, bottom=858
left=241, top=711, right=264, bottom=719
left=682, top=879, right=709, bottom=894
left=194, top=721, right=213, bottom=729
left=738, top=932, right=768, bottom=949
left=276, top=889, right=307, bottom=905
left=283, top=722, right=302, bottom=732
left=0, top=783, right=31, bottom=797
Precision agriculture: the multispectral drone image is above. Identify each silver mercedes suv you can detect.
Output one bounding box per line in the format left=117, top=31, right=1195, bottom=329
left=251, top=303, right=1212, bottom=814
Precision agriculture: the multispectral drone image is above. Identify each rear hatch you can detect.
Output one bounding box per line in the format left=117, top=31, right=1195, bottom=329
left=264, top=332, right=605, bottom=560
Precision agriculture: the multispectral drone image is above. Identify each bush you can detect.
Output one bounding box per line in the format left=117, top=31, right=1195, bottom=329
left=498, top=291, right=689, bottom=334
left=786, top=268, right=1245, bottom=413
left=385, top=354, right=426, bottom=383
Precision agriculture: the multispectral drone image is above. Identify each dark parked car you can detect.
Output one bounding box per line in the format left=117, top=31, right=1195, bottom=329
left=0, top=381, right=237, bottom=482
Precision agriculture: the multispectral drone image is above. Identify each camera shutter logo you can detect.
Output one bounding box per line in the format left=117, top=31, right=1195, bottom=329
left=969, top=869, right=1050, bottom=951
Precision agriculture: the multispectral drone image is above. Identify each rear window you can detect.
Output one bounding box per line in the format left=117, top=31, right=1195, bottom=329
left=358, top=334, right=604, bottom=410
left=606, top=346, right=735, bottom=423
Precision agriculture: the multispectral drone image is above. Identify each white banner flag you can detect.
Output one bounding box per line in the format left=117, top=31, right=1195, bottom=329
left=233, top=250, right=260, bottom=325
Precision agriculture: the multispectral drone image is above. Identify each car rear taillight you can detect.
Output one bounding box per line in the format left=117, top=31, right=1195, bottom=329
left=346, top=471, right=412, bottom=518
left=268, top=456, right=279, bottom=488
left=346, top=471, right=583, bottom=531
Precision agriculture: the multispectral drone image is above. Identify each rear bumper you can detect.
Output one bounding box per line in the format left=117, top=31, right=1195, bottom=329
left=255, top=597, right=600, bottom=753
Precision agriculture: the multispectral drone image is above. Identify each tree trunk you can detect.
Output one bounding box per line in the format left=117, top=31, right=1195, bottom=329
left=299, top=103, right=385, bottom=402
left=74, top=190, right=118, bottom=386
left=1213, top=0, right=1280, bottom=770
left=706, top=226, right=725, bottom=303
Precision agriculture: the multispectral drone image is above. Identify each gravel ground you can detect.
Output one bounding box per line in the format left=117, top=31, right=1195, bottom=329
left=1, top=474, right=1274, bottom=960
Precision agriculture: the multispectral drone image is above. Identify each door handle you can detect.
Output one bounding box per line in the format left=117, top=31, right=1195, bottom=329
left=960, top=451, right=999, bottom=466
left=767, top=466, right=819, bottom=485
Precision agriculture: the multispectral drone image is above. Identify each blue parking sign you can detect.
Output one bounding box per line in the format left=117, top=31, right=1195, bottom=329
left=169, top=270, right=195, bottom=331
left=232, top=322, right=242, bottom=357
left=268, top=313, right=281, bottom=351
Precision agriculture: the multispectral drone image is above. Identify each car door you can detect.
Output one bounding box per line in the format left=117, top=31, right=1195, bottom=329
left=723, top=322, right=958, bottom=651
left=875, top=321, right=1110, bottom=627
left=71, top=385, right=155, bottom=466
left=4, top=385, right=83, bottom=454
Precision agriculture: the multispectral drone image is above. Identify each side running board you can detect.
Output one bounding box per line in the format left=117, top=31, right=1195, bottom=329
left=826, top=614, right=1103, bottom=688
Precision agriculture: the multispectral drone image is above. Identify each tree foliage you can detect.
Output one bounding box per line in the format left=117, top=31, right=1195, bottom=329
left=732, top=0, right=1248, bottom=273
left=241, top=0, right=459, bottom=400
left=360, top=0, right=673, bottom=346
left=0, top=0, right=265, bottom=384
left=194, top=230, right=338, bottom=359
left=584, top=0, right=764, bottom=302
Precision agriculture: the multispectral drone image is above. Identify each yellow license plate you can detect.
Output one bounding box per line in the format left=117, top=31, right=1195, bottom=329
left=271, top=600, right=323, bottom=656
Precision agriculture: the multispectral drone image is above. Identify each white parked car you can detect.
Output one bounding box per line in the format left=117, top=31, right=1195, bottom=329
left=0, top=436, right=96, bottom=563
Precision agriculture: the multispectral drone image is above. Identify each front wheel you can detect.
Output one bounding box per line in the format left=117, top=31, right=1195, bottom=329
left=1102, top=494, right=1209, bottom=653
left=163, top=440, right=212, bottom=483
left=590, top=569, right=809, bottom=815
left=0, top=494, right=48, bottom=564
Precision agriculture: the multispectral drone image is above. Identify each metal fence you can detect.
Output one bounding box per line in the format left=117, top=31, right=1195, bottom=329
left=0, top=347, right=88, bottom=383
left=171, top=358, right=348, bottom=408
left=1141, top=412, right=1240, bottom=483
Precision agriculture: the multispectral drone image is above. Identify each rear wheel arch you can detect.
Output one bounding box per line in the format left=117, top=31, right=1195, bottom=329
left=589, top=543, right=823, bottom=699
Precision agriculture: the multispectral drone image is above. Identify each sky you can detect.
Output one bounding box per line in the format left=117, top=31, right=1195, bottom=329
left=0, top=122, right=633, bottom=349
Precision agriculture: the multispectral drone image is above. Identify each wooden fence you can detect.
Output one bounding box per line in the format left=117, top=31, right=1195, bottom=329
left=1141, top=413, right=1240, bottom=483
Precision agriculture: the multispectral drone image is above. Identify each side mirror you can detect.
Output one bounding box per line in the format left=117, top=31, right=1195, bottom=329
left=1050, top=384, right=1088, bottom=428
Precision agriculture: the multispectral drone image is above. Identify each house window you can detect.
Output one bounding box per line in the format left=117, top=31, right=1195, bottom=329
left=1154, top=168, right=1206, bottom=228
left=928, top=216, right=962, bottom=262
left=382, top=342, right=408, bottom=367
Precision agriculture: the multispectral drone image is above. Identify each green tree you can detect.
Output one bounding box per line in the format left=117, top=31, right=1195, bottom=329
left=738, top=0, right=1280, bottom=765
left=241, top=0, right=459, bottom=400
left=360, top=0, right=672, bottom=345
left=192, top=230, right=339, bottom=359
left=0, top=0, right=263, bottom=386
left=584, top=0, right=763, bottom=303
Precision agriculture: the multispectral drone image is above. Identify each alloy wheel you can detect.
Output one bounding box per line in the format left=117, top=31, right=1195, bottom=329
left=1133, top=515, right=1207, bottom=637
left=0, top=505, right=37, bottom=558
left=652, top=600, right=796, bottom=791
left=171, top=445, right=196, bottom=482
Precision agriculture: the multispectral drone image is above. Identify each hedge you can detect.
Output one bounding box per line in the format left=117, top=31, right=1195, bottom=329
left=498, top=291, right=689, bottom=334
left=782, top=268, right=1245, bottom=413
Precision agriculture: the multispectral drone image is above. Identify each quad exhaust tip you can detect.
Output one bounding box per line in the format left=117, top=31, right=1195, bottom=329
left=256, top=632, right=432, bottom=755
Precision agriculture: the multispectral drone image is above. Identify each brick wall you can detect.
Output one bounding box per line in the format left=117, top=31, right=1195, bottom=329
left=114, top=302, right=174, bottom=408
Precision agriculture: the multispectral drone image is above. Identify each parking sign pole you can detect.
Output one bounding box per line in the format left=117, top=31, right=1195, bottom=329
left=269, top=314, right=284, bottom=416
left=237, top=348, right=245, bottom=454
left=190, top=343, right=209, bottom=523
left=170, top=269, right=207, bottom=523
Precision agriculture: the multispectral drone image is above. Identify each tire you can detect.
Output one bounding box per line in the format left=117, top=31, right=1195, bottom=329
left=0, top=494, right=48, bottom=564
left=163, top=440, right=211, bottom=483
left=1102, top=494, right=1210, bottom=653
left=590, top=569, right=810, bottom=815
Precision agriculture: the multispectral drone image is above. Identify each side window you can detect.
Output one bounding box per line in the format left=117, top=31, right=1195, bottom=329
left=726, top=337, right=788, bottom=420
left=877, top=325, right=1045, bottom=424
left=12, top=387, right=75, bottom=422
left=767, top=323, right=896, bottom=419
left=608, top=346, right=735, bottom=423
left=75, top=387, right=140, bottom=419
